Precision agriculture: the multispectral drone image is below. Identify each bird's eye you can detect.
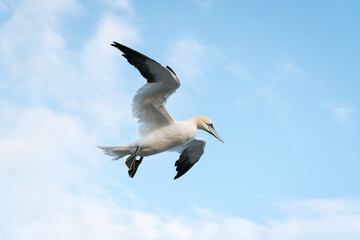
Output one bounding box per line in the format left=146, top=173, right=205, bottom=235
left=207, top=123, right=214, bottom=129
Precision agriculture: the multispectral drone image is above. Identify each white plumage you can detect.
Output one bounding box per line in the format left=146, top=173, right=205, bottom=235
left=98, top=42, right=223, bottom=179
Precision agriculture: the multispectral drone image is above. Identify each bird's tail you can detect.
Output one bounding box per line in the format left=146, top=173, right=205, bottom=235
left=97, top=146, right=131, bottom=160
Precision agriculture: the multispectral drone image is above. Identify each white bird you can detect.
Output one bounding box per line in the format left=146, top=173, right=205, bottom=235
left=98, top=42, right=223, bottom=179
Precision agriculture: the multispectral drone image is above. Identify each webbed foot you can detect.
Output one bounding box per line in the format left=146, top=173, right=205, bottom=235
left=125, top=146, right=140, bottom=169
left=125, top=146, right=143, bottom=178
left=128, top=157, right=143, bottom=178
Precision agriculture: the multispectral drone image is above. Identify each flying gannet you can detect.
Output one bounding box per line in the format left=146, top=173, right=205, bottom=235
left=98, top=42, right=223, bottom=179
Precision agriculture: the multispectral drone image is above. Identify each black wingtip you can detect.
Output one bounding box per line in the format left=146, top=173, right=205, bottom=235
left=166, top=66, right=177, bottom=76
left=111, top=41, right=120, bottom=48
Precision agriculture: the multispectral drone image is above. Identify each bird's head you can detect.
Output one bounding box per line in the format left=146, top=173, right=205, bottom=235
left=195, top=116, right=224, bottom=143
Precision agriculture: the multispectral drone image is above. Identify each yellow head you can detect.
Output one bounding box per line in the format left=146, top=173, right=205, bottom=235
left=194, top=116, right=224, bottom=143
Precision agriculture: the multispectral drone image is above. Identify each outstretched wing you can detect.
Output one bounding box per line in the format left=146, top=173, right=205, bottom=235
left=174, top=138, right=206, bottom=179
left=111, top=42, right=181, bottom=136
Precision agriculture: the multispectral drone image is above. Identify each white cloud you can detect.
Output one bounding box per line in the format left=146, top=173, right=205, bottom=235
left=2, top=174, right=360, bottom=240
left=81, top=13, right=139, bottom=88
left=0, top=105, right=136, bottom=239
left=0, top=2, right=141, bottom=237
left=2, top=109, right=357, bottom=240
left=326, top=102, right=355, bottom=126
left=0, top=0, right=78, bottom=56
left=0, top=0, right=79, bottom=97
left=0, top=107, right=87, bottom=173
left=0, top=0, right=140, bottom=140
left=279, top=198, right=360, bottom=217
left=265, top=199, right=360, bottom=240
left=78, top=13, right=140, bottom=140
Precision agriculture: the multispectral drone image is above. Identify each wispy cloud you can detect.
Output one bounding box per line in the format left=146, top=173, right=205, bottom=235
left=167, top=38, right=206, bottom=84
left=106, top=0, right=133, bottom=13
left=277, top=60, right=303, bottom=75
left=256, top=87, right=288, bottom=107
left=279, top=198, right=360, bottom=217
left=228, top=63, right=250, bottom=81
left=165, top=38, right=216, bottom=118
left=326, top=101, right=355, bottom=126
left=270, top=54, right=303, bottom=81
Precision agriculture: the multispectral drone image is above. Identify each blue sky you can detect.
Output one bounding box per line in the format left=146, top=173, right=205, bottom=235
left=1, top=0, right=360, bottom=239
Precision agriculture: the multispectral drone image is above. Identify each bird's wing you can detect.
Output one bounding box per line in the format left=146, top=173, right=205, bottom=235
left=174, top=138, right=206, bottom=179
left=111, top=42, right=181, bottom=136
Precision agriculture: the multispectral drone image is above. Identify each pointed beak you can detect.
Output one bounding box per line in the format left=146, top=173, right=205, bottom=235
left=208, top=125, right=224, bottom=143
